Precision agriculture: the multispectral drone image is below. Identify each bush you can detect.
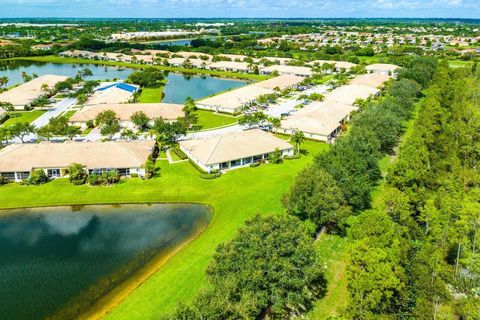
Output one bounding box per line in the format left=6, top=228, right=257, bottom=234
left=200, top=173, right=221, bottom=180
left=0, top=176, right=10, bottom=186
left=171, top=147, right=188, bottom=160
left=68, top=163, right=88, bottom=185
left=25, top=169, right=49, bottom=185
left=87, top=171, right=120, bottom=186
left=130, top=173, right=139, bottom=178
left=189, top=159, right=207, bottom=174
left=86, top=120, right=95, bottom=128
left=285, top=154, right=301, bottom=160
left=249, top=162, right=261, bottom=168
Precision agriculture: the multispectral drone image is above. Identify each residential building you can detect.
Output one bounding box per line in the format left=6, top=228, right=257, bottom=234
left=0, top=140, right=156, bottom=181
left=179, top=129, right=294, bottom=173
left=69, top=103, right=184, bottom=128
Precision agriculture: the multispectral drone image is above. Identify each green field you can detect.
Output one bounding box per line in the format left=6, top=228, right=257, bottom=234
left=0, top=139, right=329, bottom=319
left=1, top=110, right=45, bottom=127
left=195, top=110, right=238, bottom=130
left=7, top=56, right=268, bottom=81
left=138, top=87, right=164, bottom=103
left=448, top=59, right=474, bottom=68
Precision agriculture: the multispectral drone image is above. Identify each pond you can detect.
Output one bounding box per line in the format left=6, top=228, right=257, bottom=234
left=163, top=73, right=247, bottom=103
left=0, top=60, right=133, bottom=87
left=0, top=60, right=247, bottom=104
left=0, top=203, right=212, bottom=320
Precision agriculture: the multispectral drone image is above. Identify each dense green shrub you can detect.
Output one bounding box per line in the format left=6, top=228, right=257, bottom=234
left=68, top=163, right=88, bottom=185
left=199, top=173, right=221, bottom=180
left=25, top=169, right=49, bottom=185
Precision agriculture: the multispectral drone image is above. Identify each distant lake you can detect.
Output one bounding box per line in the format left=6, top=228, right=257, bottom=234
left=0, top=203, right=212, bottom=320
left=0, top=60, right=133, bottom=86
left=148, top=36, right=217, bottom=46
left=0, top=60, right=247, bottom=104
left=163, top=73, right=247, bottom=103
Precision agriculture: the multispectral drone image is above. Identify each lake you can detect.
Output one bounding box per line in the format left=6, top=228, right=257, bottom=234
left=0, top=60, right=247, bottom=104
left=0, top=203, right=212, bottom=320
left=163, top=73, right=246, bottom=103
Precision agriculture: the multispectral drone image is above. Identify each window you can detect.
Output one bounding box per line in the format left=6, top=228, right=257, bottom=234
left=17, top=172, right=30, bottom=180
left=117, top=168, right=130, bottom=176
left=243, top=157, right=253, bottom=165
left=1, top=172, right=15, bottom=181
left=47, top=169, right=61, bottom=178
left=230, top=159, right=242, bottom=167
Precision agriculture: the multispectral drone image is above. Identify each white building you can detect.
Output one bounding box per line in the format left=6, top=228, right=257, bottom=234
left=179, top=129, right=294, bottom=173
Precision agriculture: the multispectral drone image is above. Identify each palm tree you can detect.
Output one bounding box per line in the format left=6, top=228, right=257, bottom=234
left=40, top=83, right=49, bottom=92
left=290, top=131, right=305, bottom=155
left=0, top=76, right=8, bottom=88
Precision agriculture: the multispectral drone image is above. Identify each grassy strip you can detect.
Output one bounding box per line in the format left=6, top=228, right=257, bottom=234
left=138, top=87, right=164, bottom=103
left=194, top=110, right=238, bottom=130
left=5, top=56, right=269, bottom=81
left=0, top=140, right=329, bottom=319
left=1, top=110, right=46, bottom=127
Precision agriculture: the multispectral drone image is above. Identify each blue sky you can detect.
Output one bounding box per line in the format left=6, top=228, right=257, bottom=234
left=1, top=0, right=480, bottom=18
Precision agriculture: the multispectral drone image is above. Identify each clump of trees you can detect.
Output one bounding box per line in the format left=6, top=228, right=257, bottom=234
left=127, top=68, right=165, bottom=88
left=165, top=215, right=325, bottom=319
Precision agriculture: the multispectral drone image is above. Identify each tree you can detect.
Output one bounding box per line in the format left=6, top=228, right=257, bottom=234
left=130, top=111, right=150, bottom=131
left=120, top=128, right=138, bottom=140
left=95, top=110, right=120, bottom=139
left=9, top=122, right=35, bottom=143
left=0, top=76, right=9, bottom=89
left=167, top=215, right=326, bottom=319
left=40, top=83, right=49, bottom=93
left=127, top=68, right=165, bottom=87
left=68, top=163, right=87, bottom=185
left=347, top=210, right=408, bottom=319
left=283, top=166, right=351, bottom=232
left=290, top=131, right=305, bottom=154
left=238, top=111, right=268, bottom=128
left=151, top=117, right=187, bottom=145
left=0, top=101, right=14, bottom=112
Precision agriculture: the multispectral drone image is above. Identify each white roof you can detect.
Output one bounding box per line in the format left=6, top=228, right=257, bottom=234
left=198, top=85, right=273, bottom=111
left=260, top=65, right=312, bottom=77
left=69, top=103, right=184, bottom=122
left=281, top=101, right=357, bottom=136
left=208, top=61, right=250, bottom=71
left=0, top=74, right=68, bottom=106
left=349, top=73, right=390, bottom=88
left=366, top=63, right=400, bottom=72
left=325, top=85, right=379, bottom=105
left=85, top=84, right=138, bottom=106
left=0, top=140, right=155, bottom=172
left=253, top=75, right=304, bottom=90
left=180, top=129, right=293, bottom=165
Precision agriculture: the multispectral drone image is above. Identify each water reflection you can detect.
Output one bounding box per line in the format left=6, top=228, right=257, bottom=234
left=0, top=204, right=211, bottom=320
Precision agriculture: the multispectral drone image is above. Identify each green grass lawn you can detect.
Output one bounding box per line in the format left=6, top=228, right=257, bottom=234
left=138, top=87, right=164, bottom=103
left=309, top=234, right=349, bottom=319
left=1, top=110, right=45, bottom=127
left=0, top=140, right=330, bottom=319
left=448, top=60, right=474, bottom=68
left=7, top=56, right=268, bottom=81
left=194, top=110, right=238, bottom=130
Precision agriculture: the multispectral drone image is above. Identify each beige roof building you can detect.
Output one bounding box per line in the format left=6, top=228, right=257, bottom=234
left=0, top=140, right=155, bottom=180
left=366, top=63, right=400, bottom=75
left=325, top=84, right=380, bottom=105
left=349, top=73, right=390, bottom=88
left=85, top=83, right=138, bottom=106
left=253, top=75, right=304, bottom=90
left=260, top=65, right=312, bottom=77
left=0, top=74, right=68, bottom=108
left=279, top=101, right=357, bottom=141
left=69, top=103, right=184, bottom=124
left=217, top=54, right=248, bottom=61
left=179, top=129, right=293, bottom=172
left=197, top=85, right=273, bottom=113
left=208, top=61, right=251, bottom=72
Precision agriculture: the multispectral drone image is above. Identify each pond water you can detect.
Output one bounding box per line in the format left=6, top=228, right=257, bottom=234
left=0, top=203, right=211, bottom=320
left=0, top=60, right=247, bottom=104
left=163, top=73, right=247, bottom=103
left=0, top=60, right=133, bottom=87
left=149, top=36, right=217, bottom=46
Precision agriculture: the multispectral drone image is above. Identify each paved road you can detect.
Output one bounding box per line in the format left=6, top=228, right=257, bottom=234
left=12, top=98, right=78, bottom=143
left=31, top=98, right=77, bottom=129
